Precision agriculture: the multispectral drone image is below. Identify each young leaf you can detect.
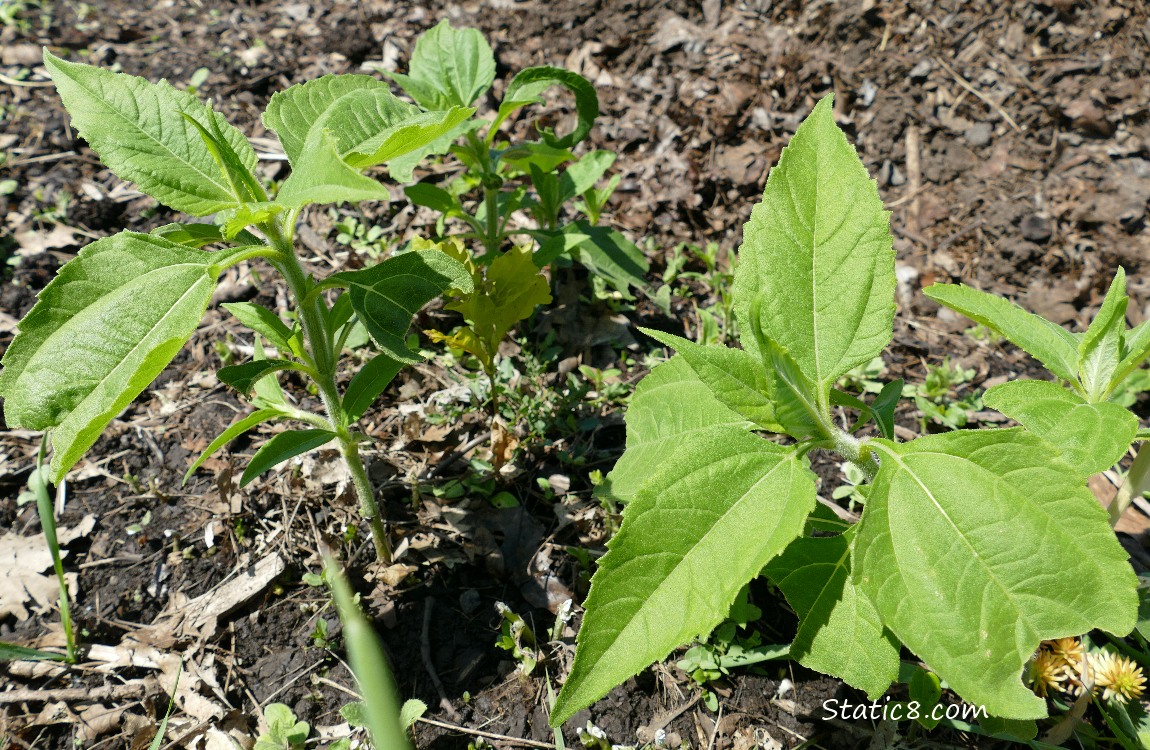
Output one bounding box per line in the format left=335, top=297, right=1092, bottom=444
left=1078, top=268, right=1127, bottom=401
left=333, top=249, right=473, bottom=362
left=559, top=150, right=616, bottom=204
left=274, top=129, right=392, bottom=209
left=0, top=642, right=67, bottom=662
left=599, top=356, right=754, bottom=504
left=764, top=530, right=899, bottom=699
left=869, top=378, right=903, bottom=441
left=732, top=95, right=895, bottom=396
left=854, top=429, right=1138, bottom=719
left=641, top=329, right=781, bottom=432
left=983, top=380, right=1137, bottom=476
left=748, top=302, right=826, bottom=439
left=493, top=66, right=599, bottom=149
left=551, top=428, right=816, bottom=726
left=43, top=51, right=256, bottom=216
left=343, top=353, right=405, bottom=421
left=388, top=119, right=484, bottom=184
left=404, top=183, right=460, bottom=215
left=217, top=359, right=304, bottom=396
left=0, top=232, right=224, bottom=481
left=923, top=284, right=1080, bottom=383
left=221, top=302, right=295, bottom=355
left=1117, top=320, right=1150, bottom=385
left=240, top=428, right=336, bottom=486
left=151, top=222, right=261, bottom=248
left=385, top=19, right=495, bottom=110
left=184, top=408, right=284, bottom=483
left=446, top=245, right=551, bottom=366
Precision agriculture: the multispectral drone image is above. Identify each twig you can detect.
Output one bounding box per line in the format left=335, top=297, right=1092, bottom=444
left=416, top=716, right=555, bottom=749
left=0, top=683, right=146, bottom=704
left=934, top=57, right=1023, bottom=132
left=421, top=597, right=459, bottom=721
left=904, top=125, right=921, bottom=234
left=426, top=431, right=492, bottom=479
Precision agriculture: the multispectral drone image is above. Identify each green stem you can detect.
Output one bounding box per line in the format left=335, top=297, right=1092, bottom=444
left=33, top=437, right=75, bottom=663
left=261, top=220, right=392, bottom=562
left=833, top=430, right=881, bottom=483
left=1109, top=443, right=1150, bottom=528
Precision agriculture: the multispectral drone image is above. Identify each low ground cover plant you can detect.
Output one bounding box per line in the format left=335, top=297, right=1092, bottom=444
left=0, top=50, right=484, bottom=562
left=550, top=96, right=1149, bottom=735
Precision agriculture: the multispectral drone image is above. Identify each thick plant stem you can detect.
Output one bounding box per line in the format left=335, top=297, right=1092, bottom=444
left=833, top=430, right=881, bottom=482
left=264, top=223, right=392, bottom=562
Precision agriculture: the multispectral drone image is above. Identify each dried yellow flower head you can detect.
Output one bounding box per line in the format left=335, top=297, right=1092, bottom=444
left=1049, top=637, right=1086, bottom=669
left=1091, top=651, right=1147, bottom=704
left=1028, top=649, right=1071, bottom=698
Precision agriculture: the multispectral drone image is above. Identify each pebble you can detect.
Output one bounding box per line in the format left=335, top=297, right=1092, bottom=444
left=965, top=122, right=993, bottom=148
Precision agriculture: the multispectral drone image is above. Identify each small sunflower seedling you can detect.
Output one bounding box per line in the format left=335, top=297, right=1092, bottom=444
left=0, top=48, right=479, bottom=562
left=550, top=95, right=1146, bottom=729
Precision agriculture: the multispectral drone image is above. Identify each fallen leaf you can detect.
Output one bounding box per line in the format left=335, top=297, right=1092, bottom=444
left=0, top=516, right=94, bottom=621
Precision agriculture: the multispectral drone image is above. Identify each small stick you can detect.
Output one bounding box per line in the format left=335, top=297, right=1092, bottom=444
left=421, top=597, right=459, bottom=721
left=416, top=716, right=555, bottom=749
left=0, top=683, right=146, bottom=704
left=904, top=125, right=922, bottom=234
left=934, top=57, right=1024, bottom=132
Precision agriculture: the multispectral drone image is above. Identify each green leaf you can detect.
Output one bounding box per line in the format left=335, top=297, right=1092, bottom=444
left=217, top=202, right=284, bottom=239
left=326, top=559, right=413, bottom=750
left=551, top=428, right=816, bottom=726
left=184, top=408, right=283, bottom=483
left=923, top=284, right=1080, bottom=383
left=343, top=107, right=473, bottom=168
left=43, top=51, right=256, bottom=216
left=564, top=221, right=649, bottom=295
left=1117, top=320, right=1150, bottom=384
left=404, top=183, right=459, bottom=214
left=500, top=142, right=575, bottom=175
left=0, top=232, right=222, bottom=482
left=983, top=380, right=1137, bottom=475
left=641, top=329, right=781, bottom=432
left=978, top=716, right=1038, bottom=741
left=908, top=667, right=943, bottom=730
left=749, top=304, right=826, bottom=439
left=399, top=699, right=427, bottom=730
left=343, top=353, right=405, bottom=420
left=763, top=530, right=899, bottom=699
left=559, top=150, right=616, bottom=204
left=217, top=359, right=304, bottom=396
left=385, top=20, right=495, bottom=110
left=274, top=129, right=391, bottom=209
left=732, top=95, right=895, bottom=395
left=240, top=428, right=336, bottom=486
left=221, top=302, right=294, bottom=354
left=151, top=222, right=261, bottom=248
left=0, top=642, right=67, bottom=662
left=333, top=249, right=473, bottom=362
left=1078, top=268, right=1128, bottom=400
left=869, top=379, right=903, bottom=440
left=600, top=356, right=754, bottom=505
left=448, top=245, right=552, bottom=362
left=854, top=429, right=1138, bottom=719
left=388, top=119, right=483, bottom=184
left=493, top=66, right=599, bottom=149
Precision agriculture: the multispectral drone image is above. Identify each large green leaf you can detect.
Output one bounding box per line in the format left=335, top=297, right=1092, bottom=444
left=599, top=356, right=754, bottom=505
left=854, top=429, right=1137, bottom=719
left=385, top=20, right=495, bottom=110
left=1078, top=268, right=1127, bottom=400
left=923, top=284, right=1080, bottom=383
left=984, top=380, right=1137, bottom=475
left=44, top=51, right=256, bottom=216
left=732, top=95, right=895, bottom=395
left=333, top=249, right=473, bottom=362
left=563, top=221, right=649, bottom=295
left=0, top=232, right=224, bottom=481
left=551, top=428, right=816, bottom=725
left=642, top=329, right=780, bottom=432
left=764, top=530, right=899, bottom=698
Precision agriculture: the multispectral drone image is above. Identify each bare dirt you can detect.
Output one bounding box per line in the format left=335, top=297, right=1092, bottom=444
left=2, top=0, right=1149, bottom=748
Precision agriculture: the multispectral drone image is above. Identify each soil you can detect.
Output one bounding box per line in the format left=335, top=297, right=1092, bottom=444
left=2, top=0, right=1150, bottom=748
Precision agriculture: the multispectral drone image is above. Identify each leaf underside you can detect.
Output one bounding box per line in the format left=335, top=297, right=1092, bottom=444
left=0, top=233, right=220, bottom=482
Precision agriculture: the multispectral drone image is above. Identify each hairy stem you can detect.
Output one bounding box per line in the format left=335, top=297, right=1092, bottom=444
left=263, top=221, right=392, bottom=562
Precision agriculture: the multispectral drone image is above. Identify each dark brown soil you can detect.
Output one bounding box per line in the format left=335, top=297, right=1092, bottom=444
left=2, top=0, right=1149, bottom=748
